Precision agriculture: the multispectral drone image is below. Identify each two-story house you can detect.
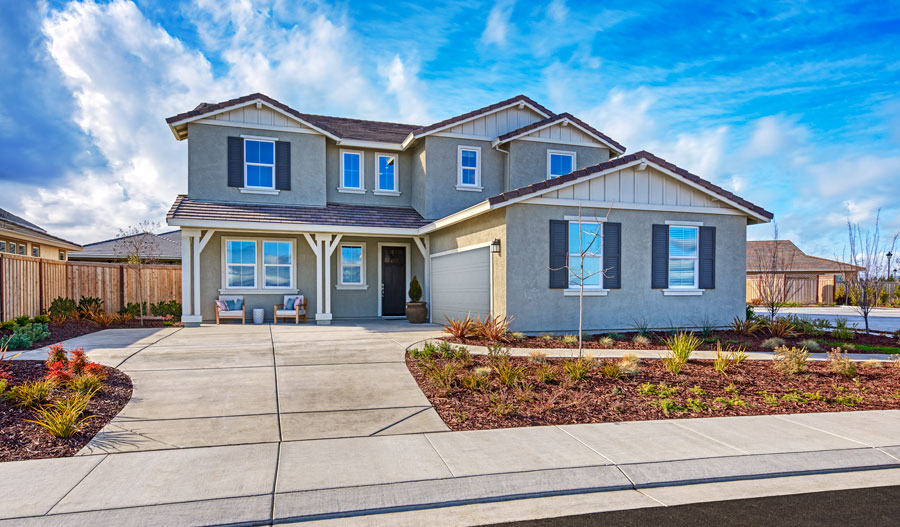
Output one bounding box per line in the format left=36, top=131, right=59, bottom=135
left=165, top=93, right=772, bottom=331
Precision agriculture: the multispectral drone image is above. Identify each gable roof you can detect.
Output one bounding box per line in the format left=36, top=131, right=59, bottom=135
left=486, top=150, right=773, bottom=222
left=0, top=207, right=81, bottom=249
left=405, top=94, right=553, bottom=139
left=746, top=240, right=863, bottom=273
left=493, top=112, right=626, bottom=155
left=69, top=230, right=182, bottom=261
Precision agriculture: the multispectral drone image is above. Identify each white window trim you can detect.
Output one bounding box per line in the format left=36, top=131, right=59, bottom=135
left=567, top=220, right=604, bottom=290
left=243, top=138, right=276, bottom=190
left=563, top=289, right=609, bottom=296
left=375, top=153, right=399, bottom=194
left=457, top=145, right=482, bottom=190
left=240, top=188, right=280, bottom=196
left=262, top=239, right=295, bottom=290
left=337, top=242, right=367, bottom=288
left=547, top=150, right=576, bottom=179
left=223, top=238, right=258, bottom=290
left=663, top=289, right=704, bottom=296
left=339, top=150, right=365, bottom=192
left=667, top=224, right=699, bottom=289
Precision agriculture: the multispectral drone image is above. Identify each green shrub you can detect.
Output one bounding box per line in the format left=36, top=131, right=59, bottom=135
left=488, top=394, right=516, bottom=416
left=437, top=340, right=453, bottom=356
left=408, top=275, right=423, bottom=302
left=598, top=361, right=623, bottom=379
left=8, top=379, right=56, bottom=407
left=78, top=296, right=104, bottom=317
left=639, top=382, right=678, bottom=398
left=14, top=315, right=32, bottom=326
left=798, top=339, right=821, bottom=351
left=773, top=345, right=809, bottom=375
left=563, top=358, right=591, bottom=382
left=714, top=395, right=748, bottom=407
left=632, top=335, right=650, bottom=347
left=2, top=322, right=50, bottom=350
left=653, top=398, right=686, bottom=415
left=33, top=314, right=50, bottom=324
left=746, top=305, right=757, bottom=321
left=834, top=284, right=846, bottom=303
left=0, top=378, right=7, bottom=397
left=832, top=327, right=855, bottom=340
left=630, top=317, right=650, bottom=337
left=597, top=336, right=614, bottom=347
left=487, top=343, right=511, bottom=362
left=25, top=392, right=96, bottom=438
left=562, top=334, right=578, bottom=346
left=69, top=373, right=104, bottom=395
left=713, top=342, right=747, bottom=375
left=461, top=368, right=490, bottom=391
left=879, top=288, right=890, bottom=306
left=509, top=331, right=526, bottom=341
left=150, top=300, right=182, bottom=318
left=0, top=320, right=16, bottom=331
left=827, top=348, right=857, bottom=378
left=119, top=302, right=147, bottom=317
left=535, top=363, right=557, bottom=383
left=761, top=337, right=785, bottom=349
left=662, top=332, right=701, bottom=375
left=495, top=360, right=524, bottom=386
left=426, top=363, right=458, bottom=392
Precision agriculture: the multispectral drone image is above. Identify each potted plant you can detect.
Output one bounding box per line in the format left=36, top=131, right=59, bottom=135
left=406, top=276, right=428, bottom=324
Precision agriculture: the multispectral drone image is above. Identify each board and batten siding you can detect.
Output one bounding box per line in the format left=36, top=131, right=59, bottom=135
left=444, top=106, right=545, bottom=138
left=542, top=166, right=727, bottom=210
left=211, top=105, right=313, bottom=132
left=520, top=122, right=597, bottom=145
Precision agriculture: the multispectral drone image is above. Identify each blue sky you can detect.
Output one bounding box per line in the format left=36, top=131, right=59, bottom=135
left=1, top=0, right=899, bottom=258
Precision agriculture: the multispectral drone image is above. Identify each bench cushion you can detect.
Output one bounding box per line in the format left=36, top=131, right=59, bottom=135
left=276, top=309, right=306, bottom=316
left=218, top=310, right=243, bottom=317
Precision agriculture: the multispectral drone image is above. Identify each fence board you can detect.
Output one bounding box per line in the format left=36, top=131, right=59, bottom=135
left=0, top=254, right=181, bottom=320
left=748, top=274, right=898, bottom=306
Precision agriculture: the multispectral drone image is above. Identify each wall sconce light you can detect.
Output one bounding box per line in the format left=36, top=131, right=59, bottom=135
left=490, top=239, right=501, bottom=254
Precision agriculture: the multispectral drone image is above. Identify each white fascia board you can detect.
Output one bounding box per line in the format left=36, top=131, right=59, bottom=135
left=417, top=200, right=493, bottom=234
left=336, top=139, right=405, bottom=151
left=168, top=98, right=341, bottom=141
left=409, top=100, right=552, bottom=144
left=493, top=117, right=624, bottom=154
left=167, top=218, right=421, bottom=237
left=527, top=198, right=747, bottom=217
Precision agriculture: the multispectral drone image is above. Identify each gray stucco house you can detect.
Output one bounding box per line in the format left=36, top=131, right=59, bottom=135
left=166, top=93, right=772, bottom=331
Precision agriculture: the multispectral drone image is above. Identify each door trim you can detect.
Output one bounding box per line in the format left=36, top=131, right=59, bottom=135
left=377, top=242, right=411, bottom=318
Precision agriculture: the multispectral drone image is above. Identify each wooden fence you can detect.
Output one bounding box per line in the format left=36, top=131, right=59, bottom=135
left=0, top=253, right=181, bottom=320
left=747, top=274, right=898, bottom=305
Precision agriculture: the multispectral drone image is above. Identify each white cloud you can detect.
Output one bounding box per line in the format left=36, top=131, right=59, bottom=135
left=481, top=0, right=516, bottom=47
left=379, top=55, right=431, bottom=124
left=547, top=0, right=568, bottom=23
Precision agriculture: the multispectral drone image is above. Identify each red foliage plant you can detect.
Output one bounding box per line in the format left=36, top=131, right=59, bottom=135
left=46, top=344, right=67, bottom=367
left=70, top=348, right=87, bottom=374
left=46, top=360, right=73, bottom=383
left=43, top=345, right=104, bottom=382
left=83, top=362, right=107, bottom=380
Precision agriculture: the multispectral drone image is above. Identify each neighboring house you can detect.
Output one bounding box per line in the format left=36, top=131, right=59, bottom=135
left=70, top=230, right=182, bottom=264
left=0, top=207, right=81, bottom=261
left=746, top=240, right=863, bottom=281
left=166, top=93, right=772, bottom=330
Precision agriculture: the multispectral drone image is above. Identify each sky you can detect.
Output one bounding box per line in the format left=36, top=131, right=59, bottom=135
left=0, top=0, right=898, bottom=260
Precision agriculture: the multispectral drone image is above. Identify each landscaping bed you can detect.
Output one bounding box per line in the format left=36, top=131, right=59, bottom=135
left=1, top=352, right=132, bottom=462
left=407, top=343, right=900, bottom=432
left=1, top=318, right=178, bottom=352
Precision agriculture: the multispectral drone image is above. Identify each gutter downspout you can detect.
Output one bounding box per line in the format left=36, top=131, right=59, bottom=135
left=493, top=143, right=510, bottom=192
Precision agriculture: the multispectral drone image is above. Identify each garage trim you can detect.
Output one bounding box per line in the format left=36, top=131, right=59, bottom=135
left=429, top=242, right=493, bottom=323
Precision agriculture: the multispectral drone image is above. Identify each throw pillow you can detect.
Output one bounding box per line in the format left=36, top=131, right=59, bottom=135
left=225, top=299, right=242, bottom=311
left=285, top=297, right=295, bottom=310
left=216, top=300, right=227, bottom=311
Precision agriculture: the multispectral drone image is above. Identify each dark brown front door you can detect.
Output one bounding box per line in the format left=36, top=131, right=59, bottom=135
left=382, top=246, right=406, bottom=316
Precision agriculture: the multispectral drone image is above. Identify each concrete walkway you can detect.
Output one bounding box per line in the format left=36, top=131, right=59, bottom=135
left=756, top=305, right=900, bottom=332
left=5, top=323, right=900, bottom=525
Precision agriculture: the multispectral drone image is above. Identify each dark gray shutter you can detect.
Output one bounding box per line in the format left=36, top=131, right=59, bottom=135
left=651, top=224, right=669, bottom=289
left=549, top=220, right=568, bottom=289
left=603, top=222, right=621, bottom=289
left=275, top=141, right=291, bottom=190
left=699, top=226, right=716, bottom=289
left=227, top=137, right=243, bottom=187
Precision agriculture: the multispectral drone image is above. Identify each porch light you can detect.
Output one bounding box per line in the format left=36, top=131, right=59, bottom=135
left=490, top=239, right=501, bottom=254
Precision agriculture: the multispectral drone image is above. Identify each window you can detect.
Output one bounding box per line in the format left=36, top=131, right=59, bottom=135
left=225, top=240, right=257, bottom=289
left=375, top=154, right=398, bottom=193
left=17, top=244, right=25, bottom=255
left=244, top=139, right=275, bottom=189
left=340, top=151, right=364, bottom=191
left=548, top=150, right=575, bottom=179
left=59, top=250, right=66, bottom=261
left=668, top=226, right=699, bottom=288
left=263, top=241, right=292, bottom=289
left=9, top=243, right=16, bottom=254
left=0, top=241, right=5, bottom=252
left=567, top=221, right=603, bottom=288
left=32, top=246, right=39, bottom=258
left=339, top=244, right=365, bottom=285
left=457, top=146, right=481, bottom=189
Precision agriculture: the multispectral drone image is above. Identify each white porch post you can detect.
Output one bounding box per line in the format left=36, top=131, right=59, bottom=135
left=180, top=229, right=202, bottom=325
left=192, top=236, right=201, bottom=318
left=313, top=233, right=334, bottom=324
left=414, top=236, right=431, bottom=309
left=302, top=233, right=324, bottom=322
left=324, top=235, right=342, bottom=317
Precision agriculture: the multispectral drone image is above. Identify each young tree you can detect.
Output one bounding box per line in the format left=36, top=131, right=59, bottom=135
left=550, top=205, right=611, bottom=358
left=843, top=211, right=899, bottom=334
left=749, top=224, right=797, bottom=320
left=114, top=221, right=161, bottom=326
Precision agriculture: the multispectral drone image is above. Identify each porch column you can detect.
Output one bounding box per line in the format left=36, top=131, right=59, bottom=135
left=414, top=236, right=431, bottom=310
left=302, top=233, right=323, bottom=320
left=314, top=233, right=334, bottom=324
left=180, top=229, right=202, bottom=325
left=192, top=236, right=201, bottom=317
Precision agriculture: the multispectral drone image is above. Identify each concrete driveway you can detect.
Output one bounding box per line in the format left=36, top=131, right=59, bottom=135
left=755, top=305, right=900, bottom=332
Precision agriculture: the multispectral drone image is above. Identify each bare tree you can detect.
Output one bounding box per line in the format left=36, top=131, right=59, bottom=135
left=844, top=211, right=899, bottom=334
left=114, top=221, right=161, bottom=326
left=550, top=205, right=612, bottom=358
left=749, top=224, right=797, bottom=320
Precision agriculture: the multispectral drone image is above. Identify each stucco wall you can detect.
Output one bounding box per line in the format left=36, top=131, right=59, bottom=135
left=324, top=144, right=414, bottom=207
left=430, top=209, right=507, bottom=317
left=187, top=123, right=327, bottom=206
left=507, top=141, right=610, bottom=190
left=504, top=204, right=748, bottom=332
left=410, top=142, right=427, bottom=218
left=422, top=136, right=505, bottom=220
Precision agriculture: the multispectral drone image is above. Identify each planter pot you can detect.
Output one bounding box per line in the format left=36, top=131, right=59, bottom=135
left=406, top=302, right=428, bottom=324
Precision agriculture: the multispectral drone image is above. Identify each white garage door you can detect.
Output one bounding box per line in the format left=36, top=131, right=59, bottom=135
left=431, top=247, right=491, bottom=324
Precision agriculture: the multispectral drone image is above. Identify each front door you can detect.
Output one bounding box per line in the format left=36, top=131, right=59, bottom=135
left=382, top=246, right=406, bottom=316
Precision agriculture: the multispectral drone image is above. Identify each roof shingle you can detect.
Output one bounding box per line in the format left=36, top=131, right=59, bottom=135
left=746, top=240, right=863, bottom=272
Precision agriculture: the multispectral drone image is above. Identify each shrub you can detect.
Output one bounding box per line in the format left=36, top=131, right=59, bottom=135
left=827, top=348, right=857, bottom=378
left=639, top=382, right=679, bottom=398
left=861, top=359, right=882, bottom=368
left=8, top=379, right=56, bottom=407
left=488, top=394, right=516, bottom=417
left=761, top=337, right=786, bottom=349
left=407, top=276, right=422, bottom=302
left=83, top=362, right=107, bottom=380
left=442, top=315, right=477, bottom=340
left=69, top=373, right=104, bottom=395
left=92, top=311, right=117, bottom=327
left=461, top=367, right=490, bottom=391
left=25, top=392, right=96, bottom=438
left=70, top=348, right=88, bottom=374
left=150, top=300, right=181, bottom=317
left=2, top=322, right=50, bottom=350
left=426, top=363, right=458, bottom=393
left=798, top=339, right=821, bottom=351
left=661, top=354, right=685, bottom=375
left=696, top=317, right=716, bottom=337
left=653, top=398, right=687, bottom=415
left=630, top=317, right=650, bottom=337
left=46, top=344, right=67, bottom=366
left=0, top=377, right=6, bottom=396
left=475, top=314, right=513, bottom=342
left=0, top=320, right=16, bottom=331
left=495, top=360, right=524, bottom=386
left=597, top=336, right=615, bottom=347
left=662, top=332, right=701, bottom=374
left=834, top=284, right=846, bottom=303
left=563, top=358, right=591, bottom=382
left=528, top=351, right=546, bottom=363
left=773, top=345, right=809, bottom=375
left=767, top=318, right=798, bottom=338
left=535, top=363, right=557, bottom=383
left=119, top=302, right=147, bottom=318
left=48, top=296, right=77, bottom=322
left=46, top=361, right=73, bottom=383
left=78, top=296, right=104, bottom=318
left=619, top=353, right=641, bottom=375
left=729, top=316, right=762, bottom=336
left=509, top=331, right=526, bottom=341
left=539, top=333, right=555, bottom=341
left=487, top=343, right=511, bottom=362
left=410, top=341, right=438, bottom=359
left=14, top=315, right=32, bottom=326
left=631, top=335, right=649, bottom=347
left=562, top=334, right=578, bottom=346
left=437, top=340, right=453, bottom=356
left=879, top=288, right=890, bottom=306
left=597, top=361, right=623, bottom=379
left=712, top=341, right=747, bottom=375
left=832, top=318, right=855, bottom=340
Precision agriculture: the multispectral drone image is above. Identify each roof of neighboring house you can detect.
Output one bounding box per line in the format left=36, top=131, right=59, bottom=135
left=494, top=112, right=626, bottom=154
left=746, top=240, right=864, bottom=273
left=0, top=207, right=82, bottom=249
left=167, top=195, right=430, bottom=230
left=486, top=150, right=774, bottom=221
left=69, top=230, right=182, bottom=261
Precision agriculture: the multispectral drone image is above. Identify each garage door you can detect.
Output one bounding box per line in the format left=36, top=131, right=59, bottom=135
left=431, top=247, right=491, bottom=324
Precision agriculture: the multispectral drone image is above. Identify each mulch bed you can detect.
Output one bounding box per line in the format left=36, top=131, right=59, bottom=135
left=446, top=329, right=900, bottom=354
left=407, top=353, right=900, bottom=431
left=1, top=319, right=178, bottom=351
left=0, top=360, right=132, bottom=462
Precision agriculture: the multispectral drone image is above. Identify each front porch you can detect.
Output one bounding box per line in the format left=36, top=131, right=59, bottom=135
left=178, top=228, right=431, bottom=325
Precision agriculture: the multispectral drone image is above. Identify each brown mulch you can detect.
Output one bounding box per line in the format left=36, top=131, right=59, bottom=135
left=446, top=329, right=900, bottom=353
left=1, top=319, right=179, bottom=351
left=407, top=353, right=900, bottom=431
left=0, top=360, right=133, bottom=462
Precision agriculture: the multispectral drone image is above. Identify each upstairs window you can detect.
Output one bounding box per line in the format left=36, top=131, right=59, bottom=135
left=340, top=151, right=364, bottom=191
left=376, top=154, right=397, bottom=193
left=568, top=221, right=603, bottom=288
left=9, top=243, right=16, bottom=254
left=0, top=241, right=5, bottom=252
left=548, top=150, right=575, bottom=179
left=225, top=240, right=257, bottom=289
left=244, top=139, right=274, bottom=189
left=668, top=226, right=699, bottom=288
left=18, top=244, right=25, bottom=255
left=457, top=146, right=481, bottom=190
left=32, top=246, right=39, bottom=257
left=59, top=250, right=66, bottom=261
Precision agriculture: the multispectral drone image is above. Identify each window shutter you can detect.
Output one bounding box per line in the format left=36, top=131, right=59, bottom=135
left=699, top=226, right=716, bottom=289
left=549, top=220, right=568, bottom=289
left=275, top=141, right=291, bottom=190
left=603, top=222, right=621, bottom=289
left=651, top=224, right=669, bottom=289
left=227, top=137, right=243, bottom=188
